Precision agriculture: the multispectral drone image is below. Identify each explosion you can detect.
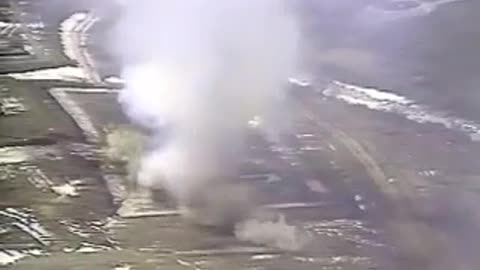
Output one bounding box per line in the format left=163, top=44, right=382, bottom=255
left=111, top=0, right=304, bottom=249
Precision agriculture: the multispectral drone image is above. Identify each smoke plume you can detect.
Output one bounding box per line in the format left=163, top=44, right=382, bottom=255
left=235, top=213, right=308, bottom=251
left=112, top=0, right=300, bottom=236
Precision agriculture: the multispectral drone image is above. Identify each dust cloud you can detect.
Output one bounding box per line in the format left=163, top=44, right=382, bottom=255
left=111, top=0, right=303, bottom=249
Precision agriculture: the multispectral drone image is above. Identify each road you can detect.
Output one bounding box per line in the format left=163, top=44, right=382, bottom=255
left=2, top=0, right=480, bottom=269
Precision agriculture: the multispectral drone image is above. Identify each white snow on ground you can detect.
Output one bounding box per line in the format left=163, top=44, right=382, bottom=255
left=0, top=146, right=59, bottom=165
left=0, top=22, right=19, bottom=37
left=59, top=12, right=101, bottom=83
left=322, top=80, right=480, bottom=140
left=362, top=0, right=466, bottom=22
left=49, top=88, right=100, bottom=142
left=50, top=87, right=118, bottom=94
left=59, top=12, right=88, bottom=61
left=75, top=242, right=112, bottom=254
left=0, top=147, right=30, bottom=164
left=0, top=21, right=44, bottom=38
left=288, top=76, right=311, bottom=87
left=1, top=11, right=107, bottom=84
left=104, top=76, right=126, bottom=85
left=0, top=12, right=110, bottom=84
left=3, top=66, right=88, bottom=81
left=0, top=21, right=44, bottom=29
left=0, top=249, right=46, bottom=266
left=51, top=183, right=79, bottom=197
left=0, top=250, right=27, bottom=266
left=0, top=208, right=53, bottom=246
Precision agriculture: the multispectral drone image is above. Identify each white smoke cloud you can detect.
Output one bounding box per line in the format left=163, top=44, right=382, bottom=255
left=235, top=213, right=308, bottom=251
left=112, top=0, right=301, bottom=238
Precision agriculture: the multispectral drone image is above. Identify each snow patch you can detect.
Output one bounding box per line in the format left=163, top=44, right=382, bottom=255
left=363, top=0, right=466, bottom=22
left=0, top=249, right=46, bottom=266
left=288, top=76, right=311, bottom=87
left=251, top=254, right=280, bottom=260
left=51, top=183, right=79, bottom=197
left=0, top=21, right=44, bottom=29
left=0, top=148, right=30, bottom=164
left=49, top=88, right=99, bottom=142
left=75, top=242, right=113, bottom=253
left=324, top=81, right=480, bottom=140
left=3, top=66, right=88, bottom=82
left=104, top=76, right=125, bottom=85
left=59, top=12, right=101, bottom=83
left=0, top=208, right=53, bottom=246
left=0, top=250, right=26, bottom=266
